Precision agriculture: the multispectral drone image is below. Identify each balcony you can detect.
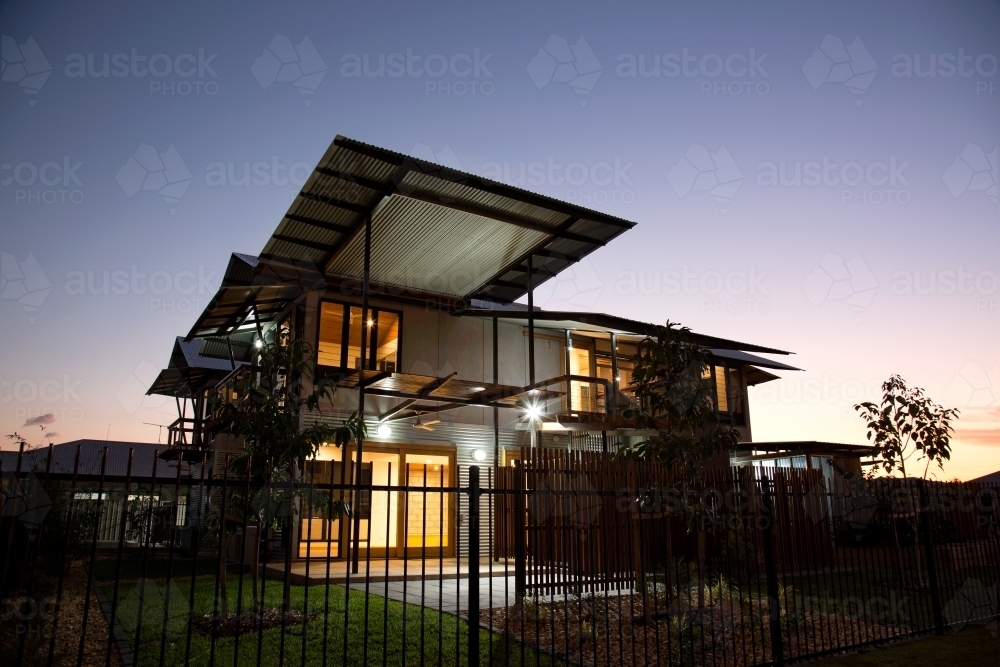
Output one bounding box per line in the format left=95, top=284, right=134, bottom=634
left=518, top=374, right=637, bottom=430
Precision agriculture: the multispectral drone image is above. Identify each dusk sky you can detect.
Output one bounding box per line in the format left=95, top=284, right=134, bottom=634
left=1, top=0, right=997, bottom=480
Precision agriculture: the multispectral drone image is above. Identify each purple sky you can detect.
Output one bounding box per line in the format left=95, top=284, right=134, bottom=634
left=1, top=0, right=997, bottom=480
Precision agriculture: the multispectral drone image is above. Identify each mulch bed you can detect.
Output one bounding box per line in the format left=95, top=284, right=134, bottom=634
left=192, top=608, right=318, bottom=638
left=479, top=590, right=906, bottom=667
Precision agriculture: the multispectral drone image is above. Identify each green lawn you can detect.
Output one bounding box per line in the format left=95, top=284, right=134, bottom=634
left=107, top=576, right=559, bottom=667
left=812, top=627, right=998, bottom=666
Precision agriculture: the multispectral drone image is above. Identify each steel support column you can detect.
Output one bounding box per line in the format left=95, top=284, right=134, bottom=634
left=351, top=211, right=372, bottom=574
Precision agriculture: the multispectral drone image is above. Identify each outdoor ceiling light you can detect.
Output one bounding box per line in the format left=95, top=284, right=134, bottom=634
left=254, top=339, right=263, bottom=348
left=376, top=423, right=391, bottom=438
left=472, top=449, right=487, bottom=462
left=525, top=403, right=542, bottom=421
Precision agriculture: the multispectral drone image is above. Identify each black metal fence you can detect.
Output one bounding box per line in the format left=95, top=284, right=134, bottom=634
left=2, top=444, right=998, bottom=667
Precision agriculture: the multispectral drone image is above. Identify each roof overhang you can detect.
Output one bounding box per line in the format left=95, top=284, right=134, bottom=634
left=455, top=308, right=793, bottom=355
left=736, top=441, right=877, bottom=457
left=257, top=135, right=636, bottom=303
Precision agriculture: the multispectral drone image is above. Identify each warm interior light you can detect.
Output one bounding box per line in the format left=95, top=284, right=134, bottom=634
left=376, top=423, right=391, bottom=438
left=367, top=319, right=374, bottom=327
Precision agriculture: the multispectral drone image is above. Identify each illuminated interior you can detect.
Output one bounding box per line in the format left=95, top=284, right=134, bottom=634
left=317, top=301, right=400, bottom=371
left=404, top=455, right=450, bottom=550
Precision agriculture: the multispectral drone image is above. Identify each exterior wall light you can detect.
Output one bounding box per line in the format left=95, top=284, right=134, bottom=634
left=472, top=449, right=487, bottom=462
left=376, top=423, right=391, bottom=437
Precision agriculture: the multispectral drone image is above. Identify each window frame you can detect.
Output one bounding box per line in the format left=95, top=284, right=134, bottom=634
left=315, top=299, right=403, bottom=372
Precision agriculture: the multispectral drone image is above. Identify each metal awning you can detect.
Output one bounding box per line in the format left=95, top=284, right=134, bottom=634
left=258, top=135, right=636, bottom=303
left=331, top=369, right=561, bottom=419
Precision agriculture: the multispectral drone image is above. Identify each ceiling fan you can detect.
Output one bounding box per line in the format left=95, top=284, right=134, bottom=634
left=413, top=415, right=442, bottom=431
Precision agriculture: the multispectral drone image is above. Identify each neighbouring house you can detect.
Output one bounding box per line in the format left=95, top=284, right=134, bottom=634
left=143, top=135, right=874, bottom=561
left=0, top=440, right=188, bottom=543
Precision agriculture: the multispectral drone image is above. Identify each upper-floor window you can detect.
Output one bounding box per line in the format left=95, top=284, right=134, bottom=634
left=317, top=301, right=400, bottom=371
left=703, top=363, right=745, bottom=425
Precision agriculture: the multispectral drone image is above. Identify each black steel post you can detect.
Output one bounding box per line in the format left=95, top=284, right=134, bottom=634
left=353, top=211, right=372, bottom=574
left=760, top=477, right=785, bottom=667
left=514, top=460, right=526, bottom=598
left=919, top=479, right=945, bottom=634
left=609, top=332, right=619, bottom=416
left=469, top=466, right=481, bottom=667
left=493, top=316, right=500, bottom=470
left=527, top=255, right=534, bottom=386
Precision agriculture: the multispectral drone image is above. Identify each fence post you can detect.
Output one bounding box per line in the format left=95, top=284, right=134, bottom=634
left=760, top=477, right=784, bottom=667
left=918, top=479, right=945, bottom=634
left=469, top=466, right=481, bottom=667
left=514, top=460, right=526, bottom=598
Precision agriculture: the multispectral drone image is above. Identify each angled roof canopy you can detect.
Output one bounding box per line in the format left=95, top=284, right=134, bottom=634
left=259, top=135, right=636, bottom=303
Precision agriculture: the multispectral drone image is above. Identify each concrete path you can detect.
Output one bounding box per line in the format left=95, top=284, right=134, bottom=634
left=348, top=574, right=520, bottom=615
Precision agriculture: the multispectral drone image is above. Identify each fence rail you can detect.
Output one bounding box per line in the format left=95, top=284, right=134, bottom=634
left=1, top=443, right=998, bottom=667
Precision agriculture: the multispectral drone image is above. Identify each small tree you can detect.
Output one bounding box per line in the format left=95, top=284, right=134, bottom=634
left=613, top=322, right=739, bottom=621
left=854, top=374, right=959, bottom=584
left=617, top=322, right=740, bottom=473
left=219, top=336, right=363, bottom=481
left=854, top=374, right=959, bottom=481
left=214, top=335, right=364, bottom=614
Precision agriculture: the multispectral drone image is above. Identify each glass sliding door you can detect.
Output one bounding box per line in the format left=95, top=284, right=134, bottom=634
left=403, top=454, right=451, bottom=556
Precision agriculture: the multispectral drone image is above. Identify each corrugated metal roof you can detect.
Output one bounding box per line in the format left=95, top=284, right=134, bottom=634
left=0, top=440, right=180, bottom=479
left=256, top=135, right=636, bottom=303
left=326, top=195, right=548, bottom=297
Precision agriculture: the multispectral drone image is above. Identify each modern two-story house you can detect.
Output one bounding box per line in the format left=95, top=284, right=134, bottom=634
left=147, top=135, right=863, bottom=562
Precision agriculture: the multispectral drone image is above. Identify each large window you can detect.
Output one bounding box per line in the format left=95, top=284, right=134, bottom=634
left=317, top=301, right=400, bottom=371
